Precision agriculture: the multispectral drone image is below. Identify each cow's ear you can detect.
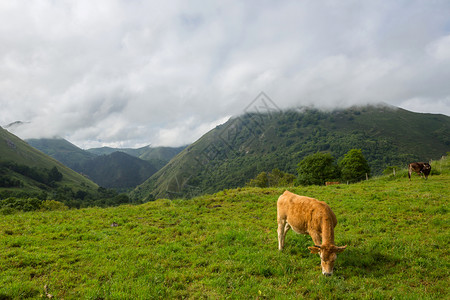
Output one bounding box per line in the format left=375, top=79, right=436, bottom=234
left=334, top=245, right=347, bottom=253
left=308, top=246, right=321, bottom=254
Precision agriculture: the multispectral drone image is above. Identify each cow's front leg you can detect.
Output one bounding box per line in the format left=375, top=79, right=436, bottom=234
left=310, top=232, right=322, bottom=246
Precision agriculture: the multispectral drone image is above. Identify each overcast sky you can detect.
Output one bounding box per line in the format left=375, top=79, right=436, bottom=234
left=1, top=1, right=449, bottom=148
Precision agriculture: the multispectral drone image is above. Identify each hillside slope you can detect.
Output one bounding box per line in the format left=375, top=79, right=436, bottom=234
left=26, top=138, right=96, bottom=171
left=79, top=151, right=158, bottom=189
left=0, top=127, right=98, bottom=194
left=1, top=158, right=448, bottom=298
left=26, top=139, right=172, bottom=189
left=131, top=105, right=449, bottom=200
left=87, top=145, right=186, bottom=170
left=138, top=146, right=187, bottom=169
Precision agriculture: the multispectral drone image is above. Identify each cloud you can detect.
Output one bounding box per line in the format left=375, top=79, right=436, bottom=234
left=427, top=34, right=450, bottom=61
left=1, top=0, right=449, bottom=148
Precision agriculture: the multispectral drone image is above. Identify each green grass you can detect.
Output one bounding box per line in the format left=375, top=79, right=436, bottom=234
left=1, top=162, right=449, bottom=299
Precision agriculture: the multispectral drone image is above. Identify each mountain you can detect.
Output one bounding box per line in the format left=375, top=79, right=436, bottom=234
left=87, top=145, right=186, bottom=169
left=26, top=138, right=183, bottom=189
left=26, top=139, right=158, bottom=189
left=78, top=151, right=158, bottom=189
left=0, top=126, right=98, bottom=195
left=26, top=138, right=97, bottom=171
left=78, top=147, right=184, bottom=189
left=138, top=146, right=187, bottom=169
left=86, top=145, right=150, bottom=157
left=130, top=105, right=450, bottom=201
left=4, top=121, right=30, bottom=131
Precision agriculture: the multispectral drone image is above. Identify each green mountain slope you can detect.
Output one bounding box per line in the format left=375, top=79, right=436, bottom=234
left=27, top=138, right=183, bottom=189
left=26, top=138, right=96, bottom=171
left=138, top=146, right=186, bottom=161
left=0, top=127, right=98, bottom=194
left=79, top=151, right=158, bottom=189
left=138, top=146, right=187, bottom=169
left=131, top=105, right=449, bottom=200
left=27, top=140, right=158, bottom=189
left=87, top=145, right=186, bottom=169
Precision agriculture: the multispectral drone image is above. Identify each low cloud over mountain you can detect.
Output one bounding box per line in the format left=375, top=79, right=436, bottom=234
left=1, top=1, right=449, bottom=148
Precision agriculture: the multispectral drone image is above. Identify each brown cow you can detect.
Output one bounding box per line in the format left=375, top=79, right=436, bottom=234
left=277, top=190, right=347, bottom=275
left=408, top=162, right=431, bottom=180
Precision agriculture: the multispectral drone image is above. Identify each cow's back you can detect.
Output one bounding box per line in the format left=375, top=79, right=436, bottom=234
left=409, top=162, right=422, bottom=172
left=277, top=190, right=337, bottom=234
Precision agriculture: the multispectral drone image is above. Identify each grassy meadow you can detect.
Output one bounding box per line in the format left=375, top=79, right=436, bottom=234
left=1, top=159, right=449, bottom=299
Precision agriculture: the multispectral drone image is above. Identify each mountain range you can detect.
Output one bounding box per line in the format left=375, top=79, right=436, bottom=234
left=130, top=104, right=450, bottom=200
left=2, top=104, right=449, bottom=202
left=25, top=138, right=185, bottom=189
left=87, top=145, right=186, bottom=170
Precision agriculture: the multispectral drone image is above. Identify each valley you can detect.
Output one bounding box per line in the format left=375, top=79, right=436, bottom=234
left=26, top=138, right=185, bottom=190
left=2, top=104, right=449, bottom=206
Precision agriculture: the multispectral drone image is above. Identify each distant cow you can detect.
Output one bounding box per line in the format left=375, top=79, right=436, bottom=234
left=408, top=162, right=431, bottom=180
left=277, top=190, right=347, bottom=276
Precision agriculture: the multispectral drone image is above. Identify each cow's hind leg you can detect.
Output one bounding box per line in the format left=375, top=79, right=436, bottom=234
left=284, top=222, right=290, bottom=235
left=278, top=218, right=290, bottom=250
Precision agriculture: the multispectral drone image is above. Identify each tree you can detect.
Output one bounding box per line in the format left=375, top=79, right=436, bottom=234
left=48, top=166, right=63, bottom=182
left=339, top=149, right=370, bottom=182
left=297, top=152, right=340, bottom=185
left=247, top=172, right=269, bottom=188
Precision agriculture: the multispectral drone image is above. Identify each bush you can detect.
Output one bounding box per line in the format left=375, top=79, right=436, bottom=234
left=431, top=156, right=449, bottom=175
left=246, top=169, right=295, bottom=188
left=40, top=200, right=68, bottom=211
left=0, top=197, right=42, bottom=212
left=0, top=207, right=16, bottom=215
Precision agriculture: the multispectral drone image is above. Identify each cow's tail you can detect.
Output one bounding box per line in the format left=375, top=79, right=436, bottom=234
left=408, top=164, right=411, bottom=180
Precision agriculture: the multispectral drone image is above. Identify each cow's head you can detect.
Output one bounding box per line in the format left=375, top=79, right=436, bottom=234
left=308, top=244, right=347, bottom=276
left=422, top=163, right=432, bottom=177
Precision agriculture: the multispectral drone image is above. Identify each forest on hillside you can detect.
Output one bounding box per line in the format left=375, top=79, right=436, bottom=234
left=133, top=106, right=449, bottom=200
